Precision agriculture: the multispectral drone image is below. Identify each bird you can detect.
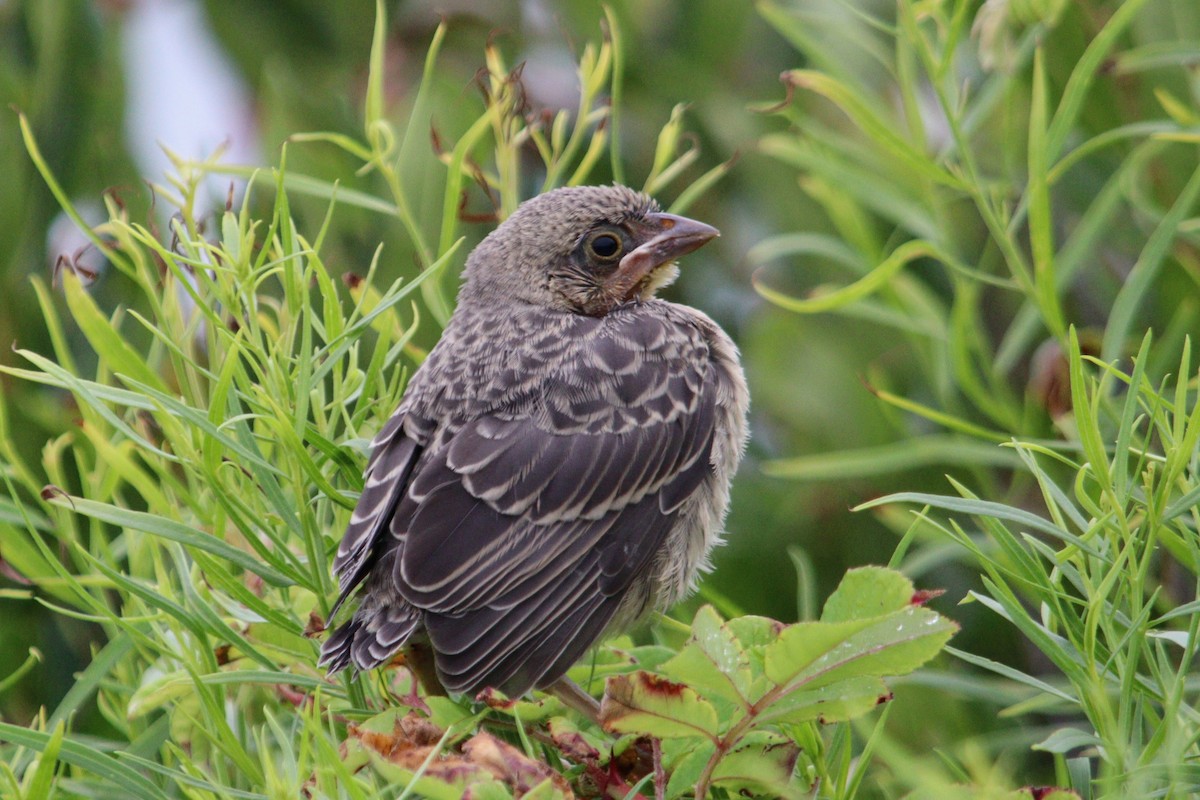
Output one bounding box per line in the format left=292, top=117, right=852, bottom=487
left=319, top=184, right=749, bottom=708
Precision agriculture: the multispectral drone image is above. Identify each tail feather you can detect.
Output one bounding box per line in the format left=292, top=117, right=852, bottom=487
left=320, top=600, right=421, bottom=673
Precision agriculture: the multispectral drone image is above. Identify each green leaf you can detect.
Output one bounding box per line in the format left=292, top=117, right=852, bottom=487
left=756, top=675, right=891, bottom=725
left=128, top=669, right=197, bottom=719
left=765, top=569, right=957, bottom=696
left=821, top=566, right=915, bottom=622
left=755, top=240, right=947, bottom=314
left=462, top=781, right=515, bottom=800
left=726, top=615, right=785, bottom=650
left=44, top=494, right=293, bottom=587
left=424, top=696, right=476, bottom=732
left=709, top=732, right=801, bottom=797
left=1101, top=162, right=1200, bottom=364
left=764, top=435, right=1018, bottom=481
left=1034, top=727, right=1103, bottom=754
left=600, top=671, right=719, bottom=740
left=659, top=605, right=753, bottom=705
left=855, top=491, right=1101, bottom=556
left=780, top=70, right=964, bottom=190
left=24, top=720, right=65, bottom=800
left=60, top=270, right=170, bottom=394
left=0, top=722, right=171, bottom=800
left=764, top=619, right=874, bottom=685
left=665, top=742, right=715, bottom=799
left=32, top=638, right=134, bottom=754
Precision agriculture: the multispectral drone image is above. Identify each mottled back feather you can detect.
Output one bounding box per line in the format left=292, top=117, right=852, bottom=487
left=319, top=185, right=748, bottom=698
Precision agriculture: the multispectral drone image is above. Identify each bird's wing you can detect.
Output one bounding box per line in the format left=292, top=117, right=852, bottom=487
left=328, top=410, right=425, bottom=616
left=394, top=313, right=718, bottom=695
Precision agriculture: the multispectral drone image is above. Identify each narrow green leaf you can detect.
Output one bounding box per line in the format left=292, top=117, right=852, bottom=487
left=782, top=70, right=964, bottom=190
left=764, top=435, right=1017, bottom=480
left=0, top=723, right=171, bottom=800
left=45, top=494, right=292, bottom=586
left=1045, top=0, right=1154, bottom=159
left=1026, top=48, right=1066, bottom=338
left=1102, top=163, right=1200, bottom=364
left=24, top=720, right=65, bottom=800
left=755, top=240, right=946, bottom=313
left=60, top=272, right=168, bottom=393
left=856, top=490, right=1101, bottom=556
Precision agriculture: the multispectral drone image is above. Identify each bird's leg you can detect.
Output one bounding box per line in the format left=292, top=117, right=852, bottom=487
left=546, top=676, right=601, bottom=723
left=403, top=640, right=448, bottom=697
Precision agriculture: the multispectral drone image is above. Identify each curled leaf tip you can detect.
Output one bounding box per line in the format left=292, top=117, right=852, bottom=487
left=910, top=588, right=946, bottom=606
left=857, top=373, right=881, bottom=397
left=303, top=611, right=326, bottom=638
left=753, top=75, right=797, bottom=114
left=41, top=485, right=76, bottom=510
left=475, top=686, right=517, bottom=709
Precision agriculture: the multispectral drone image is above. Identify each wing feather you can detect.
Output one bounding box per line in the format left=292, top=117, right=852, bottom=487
left=323, top=308, right=726, bottom=697
left=328, top=416, right=422, bottom=613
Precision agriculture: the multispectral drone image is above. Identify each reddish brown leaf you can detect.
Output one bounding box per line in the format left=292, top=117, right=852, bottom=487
left=910, top=589, right=946, bottom=606
left=304, top=611, right=326, bottom=638
left=462, top=731, right=574, bottom=798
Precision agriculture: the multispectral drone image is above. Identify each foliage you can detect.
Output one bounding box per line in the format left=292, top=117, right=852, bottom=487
left=3, top=0, right=1200, bottom=798
left=861, top=331, right=1200, bottom=798
left=753, top=0, right=1200, bottom=797
left=598, top=568, right=954, bottom=799
left=0, top=4, right=955, bottom=798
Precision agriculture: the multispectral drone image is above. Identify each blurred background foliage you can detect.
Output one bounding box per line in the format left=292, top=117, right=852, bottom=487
left=2, top=0, right=1200, bottom=796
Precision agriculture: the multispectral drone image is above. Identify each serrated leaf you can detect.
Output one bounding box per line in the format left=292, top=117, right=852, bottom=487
left=710, top=733, right=801, bottom=798
left=658, top=643, right=745, bottom=708
left=690, top=605, right=752, bottom=690
left=770, top=606, right=957, bottom=693
left=724, top=615, right=784, bottom=697
left=726, top=616, right=786, bottom=650
left=763, top=619, right=875, bottom=684
left=756, top=675, right=891, bottom=725
left=600, top=672, right=719, bottom=740
left=665, top=742, right=715, bottom=799
left=658, top=606, right=752, bottom=705
left=821, top=566, right=916, bottom=622
left=424, top=696, right=474, bottom=732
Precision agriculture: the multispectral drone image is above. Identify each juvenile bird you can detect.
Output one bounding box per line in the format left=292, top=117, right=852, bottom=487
left=320, top=185, right=748, bottom=705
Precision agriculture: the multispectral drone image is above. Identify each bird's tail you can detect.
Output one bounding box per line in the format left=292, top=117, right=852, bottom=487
left=318, top=599, right=421, bottom=674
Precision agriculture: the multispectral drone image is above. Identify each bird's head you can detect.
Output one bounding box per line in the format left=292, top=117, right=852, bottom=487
left=460, top=185, right=719, bottom=316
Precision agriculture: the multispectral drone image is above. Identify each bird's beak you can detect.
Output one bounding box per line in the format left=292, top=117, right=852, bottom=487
left=610, top=212, right=720, bottom=300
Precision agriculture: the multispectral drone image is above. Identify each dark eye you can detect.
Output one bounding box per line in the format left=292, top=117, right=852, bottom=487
left=588, top=232, right=622, bottom=260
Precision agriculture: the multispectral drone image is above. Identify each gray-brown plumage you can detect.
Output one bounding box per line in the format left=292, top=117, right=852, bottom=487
left=319, top=185, right=748, bottom=700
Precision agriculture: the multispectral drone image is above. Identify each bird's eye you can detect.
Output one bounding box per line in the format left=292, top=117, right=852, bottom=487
left=587, top=232, right=623, bottom=260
